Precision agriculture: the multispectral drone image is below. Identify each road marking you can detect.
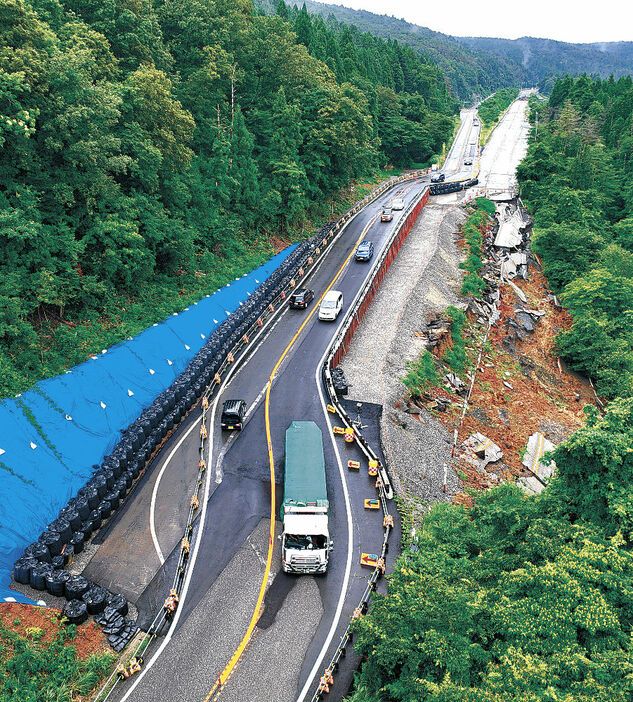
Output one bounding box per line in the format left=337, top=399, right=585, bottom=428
left=149, top=415, right=204, bottom=564
left=203, top=212, right=381, bottom=702
left=294, top=331, right=354, bottom=702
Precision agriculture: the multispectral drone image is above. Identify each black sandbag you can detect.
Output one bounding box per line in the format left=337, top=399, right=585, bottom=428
left=51, top=555, right=65, bottom=569
left=30, top=541, right=52, bottom=563
left=184, top=389, right=196, bottom=408
left=118, top=471, right=132, bottom=490
left=88, top=474, right=107, bottom=498
left=46, top=569, right=71, bottom=597
left=76, top=519, right=93, bottom=540
left=168, top=406, right=182, bottom=425
left=127, top=457, right=141, bottom=479
left=86, top=509, right=102, bottom=532
left=65, top=574, right=90, bottom=600
left=106, top=455, right=124, bottom=478
left=59, top=507, right=82, bottom=532
left=107, top=593, right=129, bottom=617
left=125, top=427, right=142, bottom=452
left=98, top=499, right=113, bottom=520
left=163, top=412, right=175, bottom=431
left=30, top=562, right=53, bottom=590
left=138, top=418, right=152, bottom=439
left=137, top=442, right=151, bottom=464
left=63, top=599, right=88, bottom=625
left=70, top=532, right=85, bottom=554
left=100, top=468, right=115, bottom=489
left=48, top=518, right=72, bottom=544
left=105, top=489, right=121, bottom=510
left=39, top=530, right=63, bottom=557
left=13, top=556, right=38, bottom=584
left=102, top=614, right=126, bottom=635
left=75, top=485, right=99, bottom=520
left=83, top=586, right=108, bottom=614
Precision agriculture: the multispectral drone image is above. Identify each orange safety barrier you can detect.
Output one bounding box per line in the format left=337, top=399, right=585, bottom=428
left=383, top=514, right=394, bottom=528
left=200, top=425, right=208, bottom=439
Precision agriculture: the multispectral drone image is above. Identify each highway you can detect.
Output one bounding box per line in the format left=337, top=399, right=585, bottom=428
left=91, top=110, right=478, bottom=702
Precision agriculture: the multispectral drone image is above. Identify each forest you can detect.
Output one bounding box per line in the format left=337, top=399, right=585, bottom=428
left=0, top=0, right=457, bottom=399
left=346, top=74, right=633, bottom=702
left=518, top=74, right=633, bottom=399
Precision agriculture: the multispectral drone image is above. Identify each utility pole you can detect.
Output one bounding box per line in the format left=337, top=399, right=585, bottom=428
left=535, top=111, right=539, bottom=138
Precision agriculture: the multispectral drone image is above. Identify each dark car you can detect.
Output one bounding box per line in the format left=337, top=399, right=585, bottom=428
left=380, top=208, right=393, bottom=222
left=289, top=288, right=314, bottom=309
left=220, top=399, right=247, bottom=430
left=355, top=240, right=374, bottom=262
left=430, top=172, right=445, bottom=183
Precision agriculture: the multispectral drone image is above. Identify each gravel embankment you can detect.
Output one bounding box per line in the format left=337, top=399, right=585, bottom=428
left=340, top=203, right=467, bottom=503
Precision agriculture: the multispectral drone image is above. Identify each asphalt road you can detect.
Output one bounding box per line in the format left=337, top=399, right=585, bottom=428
left=100, top=174, right=424, bottom=702
left=94, top=109, right=479, bottom=702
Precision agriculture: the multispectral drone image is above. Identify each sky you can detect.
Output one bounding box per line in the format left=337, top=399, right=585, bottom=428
left=311, top=0, right=633, bottom=43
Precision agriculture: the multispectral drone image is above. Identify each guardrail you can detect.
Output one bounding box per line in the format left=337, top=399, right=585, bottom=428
left=310, top=186, right=430, bottom=700
left=88, top=169, right=428, bottom=700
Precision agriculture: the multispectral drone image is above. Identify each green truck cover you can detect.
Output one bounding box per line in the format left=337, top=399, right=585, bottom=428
left=283, top=421, right=328, bottom=512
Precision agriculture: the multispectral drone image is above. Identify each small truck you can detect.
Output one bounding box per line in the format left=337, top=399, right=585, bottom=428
left=281, top=421, right=332, bottom=574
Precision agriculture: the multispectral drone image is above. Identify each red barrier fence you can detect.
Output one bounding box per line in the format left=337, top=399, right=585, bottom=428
left=332, top=188, right=429, bottom=368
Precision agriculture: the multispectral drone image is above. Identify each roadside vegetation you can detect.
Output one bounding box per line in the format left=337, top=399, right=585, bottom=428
left=459, top=203, right=491, bottom=297
left=478, top=87, right=520, bottom=142
left=517, top=74, right=633, bottom=399
left=349, top=398, right=633, bottom=701
left=0, top=606, right=114, bottom=701
left=0, top=0, right=457, bottom=399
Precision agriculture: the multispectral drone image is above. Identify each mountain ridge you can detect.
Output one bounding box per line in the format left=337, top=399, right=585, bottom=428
left=269, top=0, right=633, bottom=97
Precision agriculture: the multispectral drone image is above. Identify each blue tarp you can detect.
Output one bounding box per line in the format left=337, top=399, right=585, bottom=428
left=0, top=246, right=296, bottom=601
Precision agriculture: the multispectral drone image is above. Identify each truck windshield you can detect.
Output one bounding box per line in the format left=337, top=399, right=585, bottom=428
left=285, top=534, right=327, bottom=550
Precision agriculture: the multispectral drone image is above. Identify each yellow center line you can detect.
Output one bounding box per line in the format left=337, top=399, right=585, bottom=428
left=203, top=208, right=383, bottom=702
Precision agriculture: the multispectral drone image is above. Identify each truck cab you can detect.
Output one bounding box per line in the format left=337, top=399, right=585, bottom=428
left=281, top=421, right=332, bottom=574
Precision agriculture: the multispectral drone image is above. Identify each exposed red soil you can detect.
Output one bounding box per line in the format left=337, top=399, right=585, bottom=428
left=0, top=603, right=109, bottom=660
left=430, top=270, right=597, bottom=498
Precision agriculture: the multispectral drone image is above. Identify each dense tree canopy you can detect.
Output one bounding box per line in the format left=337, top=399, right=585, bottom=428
left=0, top=0, right=457, bottom=398
left=349, top=400, right=633, bottom=702
left=517, top=75, right=633, bottom=398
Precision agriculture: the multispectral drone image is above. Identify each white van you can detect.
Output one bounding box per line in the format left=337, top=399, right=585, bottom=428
left=319, top=290, right=343, bottom=321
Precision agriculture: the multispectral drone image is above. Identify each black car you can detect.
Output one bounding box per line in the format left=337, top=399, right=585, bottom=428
left=430, top=172, right=445, bottom=183
left=289, top=288, right=314, bottom=309
left=220, top=399, right=247, bottom=430
left=355, top=240, right=374, bottom=261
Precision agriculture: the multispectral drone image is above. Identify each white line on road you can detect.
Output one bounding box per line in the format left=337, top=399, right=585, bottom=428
left=295, top=331, right=354, bottom=702
left=149, top=417, right=202, bottom=565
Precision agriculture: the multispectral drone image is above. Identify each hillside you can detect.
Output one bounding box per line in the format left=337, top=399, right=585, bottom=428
left=461, top=36, right=633, bottom=92
left=260, top=0, right=522, bottom=98
left=271, top=0, right=633, bottom=98
left=0, top=0, right=457, bottom=399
